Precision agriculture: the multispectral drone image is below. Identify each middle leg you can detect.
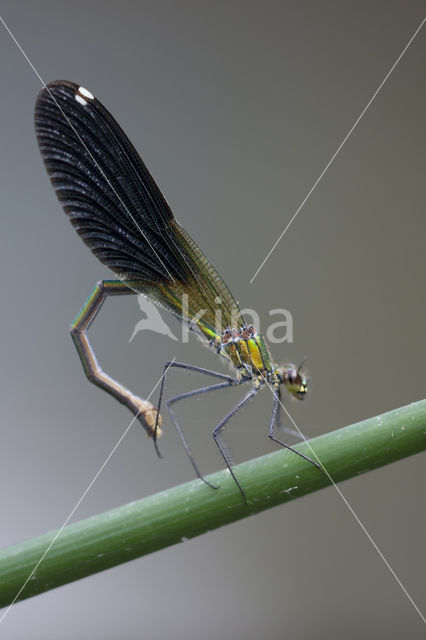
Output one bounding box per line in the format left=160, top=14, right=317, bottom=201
left=154, top=360, right=241, bottom=450
left=166, top=379, right=248, bottom=490
left=212, top=386, right=261, bottom=504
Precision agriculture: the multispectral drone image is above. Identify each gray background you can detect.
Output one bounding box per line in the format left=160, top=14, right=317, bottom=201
left=0, top=1, right=425, bottom=638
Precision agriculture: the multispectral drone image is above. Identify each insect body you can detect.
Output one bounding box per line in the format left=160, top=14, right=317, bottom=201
left=35, top=81, right=320, bottom=502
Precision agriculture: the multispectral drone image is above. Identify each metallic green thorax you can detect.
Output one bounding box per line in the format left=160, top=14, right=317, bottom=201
left=221, top=333, right=273, bottom=376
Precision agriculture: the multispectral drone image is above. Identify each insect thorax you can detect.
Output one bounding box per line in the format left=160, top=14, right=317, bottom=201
left=218, top=325, right=273, bottom=377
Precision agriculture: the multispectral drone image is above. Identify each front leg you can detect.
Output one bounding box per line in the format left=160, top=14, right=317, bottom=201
left=268, top=390, right=324, bottom=474
left=70, top=279, right=161, bottom=437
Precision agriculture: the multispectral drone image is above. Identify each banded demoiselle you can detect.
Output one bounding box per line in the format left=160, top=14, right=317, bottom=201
left=35, top=80, right=322, bottom=502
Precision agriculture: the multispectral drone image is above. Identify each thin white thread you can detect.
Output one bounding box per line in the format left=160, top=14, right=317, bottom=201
left=249, top=16, right=426, bottom=284
left=0, top=15, right=175, bottom=286
left=1, top=8, right=424, bottom=627
left=0, top=359, right=175, bottom=623
left=263, top=375, right=426, bottom=625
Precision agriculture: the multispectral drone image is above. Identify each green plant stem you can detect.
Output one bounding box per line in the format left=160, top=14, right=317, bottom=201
left=0, top=398, right=425, bottom=608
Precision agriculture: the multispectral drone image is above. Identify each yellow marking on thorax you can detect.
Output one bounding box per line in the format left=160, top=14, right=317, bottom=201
left=223, top=338, right=266, bottom=374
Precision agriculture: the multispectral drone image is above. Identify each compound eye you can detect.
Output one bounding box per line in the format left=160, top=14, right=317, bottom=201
left=285, top=368, right=301, bottom=385
left=282, top=367, right=308, bottom=400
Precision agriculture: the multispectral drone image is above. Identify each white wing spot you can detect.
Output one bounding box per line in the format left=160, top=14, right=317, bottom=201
left=75, top=94, right=88, bottom=106
left=78, top=86, right=94, bottom=100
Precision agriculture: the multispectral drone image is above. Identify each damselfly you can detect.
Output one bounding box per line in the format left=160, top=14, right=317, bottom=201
left=34, top=81, right=322, bottom=502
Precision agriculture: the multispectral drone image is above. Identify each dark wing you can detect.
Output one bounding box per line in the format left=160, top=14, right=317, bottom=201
left=34, top=80, right=244, bottom=342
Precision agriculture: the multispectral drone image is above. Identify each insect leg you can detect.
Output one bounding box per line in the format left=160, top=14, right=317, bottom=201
left=165, top=377, right=251, bottom=489
left=154, top=361, right=239, bottom=451
left=268, top=390, right=325, bottom=475
left=274, top=392, right=312, bottom=441
left=212, top=387, right=260, bottom=504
